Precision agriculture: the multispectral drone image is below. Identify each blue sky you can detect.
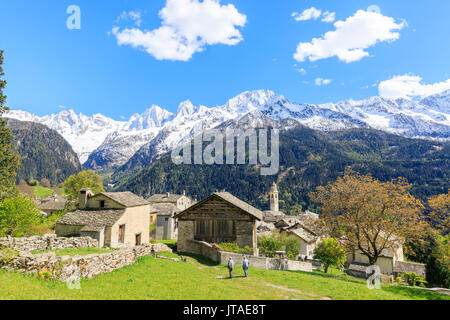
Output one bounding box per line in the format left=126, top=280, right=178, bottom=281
left=0, top=0, right=449, bottom=120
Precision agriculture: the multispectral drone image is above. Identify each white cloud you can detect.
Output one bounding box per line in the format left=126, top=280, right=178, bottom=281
left=378, top=75, right=450, bottom=99
left=315, top=78, right=332, bottom=86
left=111, top=0, right=247, bottom=61
left=294, top=10, right=406, bottom=63
left=292, top=7, right=322, bottom=21
left=297, top=67, right=307, bottom=75
left=321, top=11, right=336, bottom=23
left=367, top=5, right=381, bottom=14
left=292, top=7, right=335, bottom=23
left=116, top=11, right=143, bottom=27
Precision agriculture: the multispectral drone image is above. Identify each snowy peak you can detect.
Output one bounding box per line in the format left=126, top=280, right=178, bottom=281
left=176, top=100, right=198, bottom=117
left=223, top=89, right=285, bottom=114
left=126, top=105, right=173, bottom=130
left=421, top=90, right=450, bottom=113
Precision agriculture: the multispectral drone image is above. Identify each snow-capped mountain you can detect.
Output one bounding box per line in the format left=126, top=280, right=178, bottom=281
left=6, top=89, right=450, bottom=170
left=6, top=109, right=124, bottom=163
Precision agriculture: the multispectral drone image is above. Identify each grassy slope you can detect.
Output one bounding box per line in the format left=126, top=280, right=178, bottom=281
left=32, top=185, right=54, bottom=199
left=0, top=254, right=447, bottom=300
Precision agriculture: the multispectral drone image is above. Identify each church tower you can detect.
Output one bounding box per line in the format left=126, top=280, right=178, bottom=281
left=269, top=182, right=279, bottom=212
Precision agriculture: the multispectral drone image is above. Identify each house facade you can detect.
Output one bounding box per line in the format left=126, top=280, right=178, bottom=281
left=175, top=192, right=262, bottom=256
left=147, top=192, right=193, bottom=240
left=345, top=236, right=426, bottom=277
left=55, top=189, right=151, bottom=248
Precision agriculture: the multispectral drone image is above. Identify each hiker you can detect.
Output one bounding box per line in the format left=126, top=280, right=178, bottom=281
left=243, top=256, right=250, bottom=277
left=228, top=257, right=235, bottom=278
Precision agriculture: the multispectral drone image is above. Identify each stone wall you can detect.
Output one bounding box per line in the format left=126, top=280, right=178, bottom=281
left=182, top=239, right=312, bottom=272
left=0, top=234, right=98, bottom=252
left=0, top=242, right=172, bottom=282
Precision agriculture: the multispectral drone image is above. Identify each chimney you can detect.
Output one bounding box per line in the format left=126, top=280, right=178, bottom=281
left=183, top=190, right=186, bottom=196
left=166, top=192, right=170, bottom=198
left=78, top=188, right=93, bottom=209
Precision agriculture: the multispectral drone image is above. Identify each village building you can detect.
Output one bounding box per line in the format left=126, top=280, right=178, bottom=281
left=152, top=203, right=180, bottom=240
left=37, top=194, right=68, bottom=216
left=345, top=234, right=426, bottom=277
left=175, top=192, right=262, bottom=256
left=281, top=218, right=323, bottom=258
left=55, top=189, right=152, bottom=248
left=147, top=192, right=193, bottom=240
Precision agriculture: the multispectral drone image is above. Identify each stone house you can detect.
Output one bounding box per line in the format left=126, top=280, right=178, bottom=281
left=175, top=192, right=263, bottom=256
left=37, top=195, right=67, bottom=216
left=345, top=234, right=426, bottom=277
left=147, top=192, right=192, bottom=211
left=55, top=189, right=151, bottom=248
left=152, top=203, right=180, bottom=240
left=147, top=192, right=193, bottom=241
left=281, top=220, right=323, bottom=258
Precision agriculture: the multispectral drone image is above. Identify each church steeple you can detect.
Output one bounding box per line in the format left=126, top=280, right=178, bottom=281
left=269, top=182, right=279, bottom=212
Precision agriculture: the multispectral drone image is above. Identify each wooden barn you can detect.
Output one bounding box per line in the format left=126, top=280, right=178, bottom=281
left=175, top=192, right=262, bottom=256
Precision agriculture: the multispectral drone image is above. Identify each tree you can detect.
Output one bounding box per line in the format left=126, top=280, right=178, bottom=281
left=0, top=194, right=41, bottom=237
left=313, top=238, right=346, bottom=273
left=406, top=227, right=450, bottom=288
left=428, top=191, right=449, bottom=235
left=0, top=50, right=20, bottom=200
left=63, top=170, right=104, bottom=201
left=310, top=171, right=424, bottom=266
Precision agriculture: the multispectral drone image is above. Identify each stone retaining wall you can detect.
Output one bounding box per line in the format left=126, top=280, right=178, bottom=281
left=0, top=234, right=98, bottom=252
left=185, top=239, right=312, bottom=272
left=0, top=242, right=172, bottom=282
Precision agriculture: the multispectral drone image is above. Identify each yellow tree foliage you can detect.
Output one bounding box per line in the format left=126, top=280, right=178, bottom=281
left=310, top=171, right=424, bottom=265
left=428, top=191, right=450, bottom=235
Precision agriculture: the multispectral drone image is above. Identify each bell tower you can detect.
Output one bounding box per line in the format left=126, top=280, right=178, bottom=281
left=269, top=182, right=279, bottom=212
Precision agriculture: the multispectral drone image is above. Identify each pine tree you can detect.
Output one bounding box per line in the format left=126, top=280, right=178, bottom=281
left=0, top=50, right=20, bottom=200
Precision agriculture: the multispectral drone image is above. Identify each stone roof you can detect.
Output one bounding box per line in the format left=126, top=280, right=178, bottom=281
left=394, top=261, right=426, bottom=277
left=213, top=192, right=263, bottom=220
left=175, top=192, right=263, bottom=221
left=286, top=227, right=318, bottom=243
left=349, top=262, right=370, bottom=272
left=152, top=203, right=180, bottom=216
left=38, top=198, right=67, bottom=211
left=148, top=193, right=186, bottom=203
left=97, top=192, right=150, bottom=207
left=80, top=225, right=106, bottom=232
left=57, top=209, right=125, bottom=227
left=263, top=211, right=286, bottom=223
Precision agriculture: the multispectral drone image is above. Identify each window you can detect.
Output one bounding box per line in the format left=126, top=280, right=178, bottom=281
left=100, top=200, right=105, bottom=208
left=118, top=225, right=125, bottom=243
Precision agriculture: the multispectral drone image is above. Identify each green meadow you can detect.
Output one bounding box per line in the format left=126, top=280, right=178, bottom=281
left=0, top=253, right=447, bottom=300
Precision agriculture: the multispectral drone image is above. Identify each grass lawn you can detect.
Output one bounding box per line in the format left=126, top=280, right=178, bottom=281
left=31, top=247, right=117, bottom=256
left=0, top=253, right=447, bottom=300
left=32, top=185, right=54, bottom=199
left=151, top=239, right=178, bottom=246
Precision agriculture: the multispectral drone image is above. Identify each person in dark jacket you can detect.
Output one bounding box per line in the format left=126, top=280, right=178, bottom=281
left=243, top=257, right=250, bottom=277
left=228, top=257, right=235, bottom=278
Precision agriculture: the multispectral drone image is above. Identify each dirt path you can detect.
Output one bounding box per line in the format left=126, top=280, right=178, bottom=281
left=265, top=283, right=332, bottom=300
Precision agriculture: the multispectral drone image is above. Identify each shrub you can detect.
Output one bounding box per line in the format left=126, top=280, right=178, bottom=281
left=258, top=236, right=283, bottom=258
left=313, top=238, right=346, bottom=273
left=0, top=248, right=19, bottom=266
left=218, top=242, right=252, bottom=255
left=403, top=272, right=426, bottom=287
left=0, top=194, right=42, bottom=237
left=282, top=235, right=301, bottom=260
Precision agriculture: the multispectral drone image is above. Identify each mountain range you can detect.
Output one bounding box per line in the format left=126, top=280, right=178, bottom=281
left=6, top=89, right=450, bottom=171
left=6, top=118, right=82, bottom=185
